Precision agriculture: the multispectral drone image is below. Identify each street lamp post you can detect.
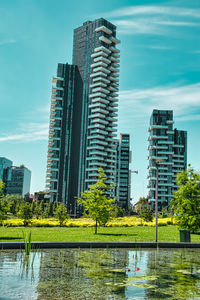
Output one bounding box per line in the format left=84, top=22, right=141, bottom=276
left=153, top=159, right=164, bottom=243
left=155, top=162, right=159, bottom=243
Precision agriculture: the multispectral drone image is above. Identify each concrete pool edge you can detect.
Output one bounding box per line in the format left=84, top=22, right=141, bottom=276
left=1, top=241, right=200, bottom=249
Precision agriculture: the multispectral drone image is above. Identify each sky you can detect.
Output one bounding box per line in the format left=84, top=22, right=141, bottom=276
left=0, top=0, right=200, bottom=204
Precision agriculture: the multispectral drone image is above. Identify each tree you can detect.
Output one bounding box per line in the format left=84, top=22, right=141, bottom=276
left=78, top=168, right=115, bottom=234
left=54, top=203, right=69, bottom=226
left=112, top=205, right=125, bottom=218
left=0, top=181, right=13, bottom=222
left=2, top=194, right=24, bottom=215
left=17, top=201, right=33, bottom=226
left=138, top=206, right=153, bottom=222
left=171, top=166, right=200, bottom=233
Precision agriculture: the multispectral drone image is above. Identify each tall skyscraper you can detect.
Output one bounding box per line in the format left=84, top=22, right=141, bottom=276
left=46, top=18, right=120, bottom=213
left=147, top=109, right=187, bottom=211
left=115, top=134, right=131, bottom=211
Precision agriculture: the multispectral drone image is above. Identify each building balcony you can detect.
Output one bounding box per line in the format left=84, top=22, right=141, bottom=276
left=158, top=141, right=174, bottom=144
left=90, top=81, right=107, bottom=89
left=91, top=97, right=109, bottom=105
left=90, top=139, right=108, bottom=146
left=166, top=120, right=174, bottom=124
left=87, top=155, right=105, bottom=161
left=89, top=102, right=106, bottom=109
left=94, top=46, right=111, bottom=54
left=173, top=165, right=185, bottom=168
left=173, top=154, right=184, bottom=157
left=88, top=123, right=105, bottom=130
left=95, top=26, right=112, bottom=35
left=90, top=71, right=108, bottom=78
left=108, top=76, right=119, bottom=82
left=93, top=66, right=110, bottom=74
left=108, top=86, right=118, bottom=92
left=110, top=56, right=120, bottom=63
left=92, top=76, right=110, bottom=84
left=88, top=134, right=106, bottom=140
left=89, top=92, right=107, bottom=99
left=91, top=51, right=108, bottom=59
left=112, top=53, right=120, bottom=58
left=166, top=130, right=174, bottom=135
left=148, top=125, right=168, bottom=131
left=89, top=113, right=106, bottom=119
left=173, top=145, right=184, bottom=148
left=99, top=36, right=112, bottom=44
left=92, top=87, right=109, bottom=94
left=90, top=128, right=108, bottom=135
left=91, top=118, right=108, bottom=125
left=91, top=61, right=107, bottom=69
left=87, top=150, right=107, bottom=156
left=157, top=151, right=173, bottom=155
left=148, top=155, right=168, bottom=160
left=148, top=135, right=168, bottom=141
left=110, top=46, right=120, bottom=53
left=107, top=107, right=118, bottom=113
left=93, top=56, right=111, bottom=64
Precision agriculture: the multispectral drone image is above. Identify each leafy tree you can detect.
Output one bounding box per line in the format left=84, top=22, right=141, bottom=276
left=0, top=180, right=4, bottom=197
left=33, top=201, right=43, bottom=219
left=112, top=205, right=125, bottom=218
left=17, top=201, right=33, bottom=226
left=78, top=168, right=115, bottom=234
left=171, top=166, right=200, bottom=233
left=2, top=194, right=24, bottom=215
left=54, top=202, right=69, bottom=226
left=138, top=206, right=153, bottom=222
left=0, top=181, right=13, bottom=222
left=45, top=201, right=54, bottom=218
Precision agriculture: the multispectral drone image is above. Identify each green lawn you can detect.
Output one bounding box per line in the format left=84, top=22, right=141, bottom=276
left=1, top=225, right=200, bottom=243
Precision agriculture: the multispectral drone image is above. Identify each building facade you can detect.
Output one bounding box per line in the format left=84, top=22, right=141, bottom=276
left=0, top=157, right=31, bottom=197
left=147, top=110, right=187, bottom=211
left=46, top=18, right=120, bottom=213
left=5, top=167, right=31, bottom=197
left=0, top=157, right=12, bottom=181
left=115, top=134, right=131, bottom=211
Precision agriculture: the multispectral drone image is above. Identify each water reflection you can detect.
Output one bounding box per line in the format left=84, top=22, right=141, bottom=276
left=0, top=248, right=200, bottom=299
left=37, top=249, right=128, bottom=299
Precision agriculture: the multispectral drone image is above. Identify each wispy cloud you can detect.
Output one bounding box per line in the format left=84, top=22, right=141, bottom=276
left=0, top=39, right=16, bottom=46
left=104, top=5, right=200, bottom=36
left=118, top=82, right=200, bottom=127
left=0, top=122, right=48, bottom=143
left=106, top=6, right=200, bottom=19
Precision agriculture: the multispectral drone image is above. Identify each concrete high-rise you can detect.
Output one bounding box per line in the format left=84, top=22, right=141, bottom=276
left=147, top=110, right=187, bottom=211
left=115, top=134, right=131, bottom=211
left=0, top=157, right=31, bottom=197
left=46, top=18, right=120, bottom=213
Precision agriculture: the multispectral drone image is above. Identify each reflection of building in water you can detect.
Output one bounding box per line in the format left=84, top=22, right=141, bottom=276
left=37, top=249, right=128, bottom=299
left=145, top=249, right=200, bottom=300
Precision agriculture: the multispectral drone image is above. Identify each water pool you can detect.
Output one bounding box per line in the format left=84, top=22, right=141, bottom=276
left=0, top=248, right=200, bottom=299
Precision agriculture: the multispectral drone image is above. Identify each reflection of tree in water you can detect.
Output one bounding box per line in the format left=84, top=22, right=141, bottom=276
left=144, top=249, right=200, bottom=300
left=37, top=249, right=129, bottom=300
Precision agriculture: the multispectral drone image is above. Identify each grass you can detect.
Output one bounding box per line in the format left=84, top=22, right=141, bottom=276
left=1, top=225, right=200, bottom=243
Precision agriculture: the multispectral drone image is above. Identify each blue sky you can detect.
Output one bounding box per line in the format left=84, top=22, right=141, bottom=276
left=0, top=0, right=200, bottom=204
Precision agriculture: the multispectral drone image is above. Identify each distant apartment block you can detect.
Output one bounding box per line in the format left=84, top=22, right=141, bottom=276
left=147, top=110, right=187, bottom=211
left=0, top=157, right=12, bottom=181
left=115, top=134, right=131, bottom=211
left=0, top=157, right=31, bottom=197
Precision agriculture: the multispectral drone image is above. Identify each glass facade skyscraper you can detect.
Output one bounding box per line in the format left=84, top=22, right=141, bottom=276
left=115, top=134, right=131, bottom=211
left=46, top=18, right=120, bottom=213
left=147, top=109, right=187, bottom=211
